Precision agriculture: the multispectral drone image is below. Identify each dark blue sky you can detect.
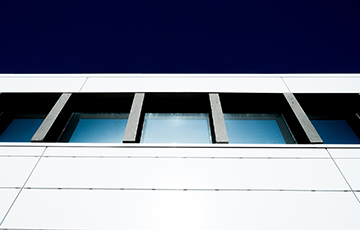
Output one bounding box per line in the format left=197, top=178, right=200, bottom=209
left=1, top=0, right=359, bottom=73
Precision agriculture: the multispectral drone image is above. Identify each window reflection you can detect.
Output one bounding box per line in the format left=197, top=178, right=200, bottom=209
left=0, top=115, right=44, bottom=142
left=59, top=113, right=128, bottom=143
left=224, top=114, right=295, bottom=144
left=311, top=119, right=360, bottom=144
left=141, top=113, right=212, bottom=143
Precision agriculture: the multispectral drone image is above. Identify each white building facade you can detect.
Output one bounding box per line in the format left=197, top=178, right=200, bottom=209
left=1, top=74, right=360, bottom=229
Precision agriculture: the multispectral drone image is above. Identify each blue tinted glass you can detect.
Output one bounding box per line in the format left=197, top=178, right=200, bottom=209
left=224, top=114, right=287, bottom=144
left=141, top=113, right=211, bottom=143
left=0, top=118, right=44, bottom=142
left=311, top=120, right=360, bottom=144
left=68, top=113, right=128, bottom=143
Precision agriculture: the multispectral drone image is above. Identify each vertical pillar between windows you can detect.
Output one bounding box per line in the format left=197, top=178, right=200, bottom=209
left=31, top=93, right=72, bottom=142
left=123, top=93, right=144, bottom=143
left=283, top=93, right=323, bottom=144
left=209, top=93, right=229, bottom=144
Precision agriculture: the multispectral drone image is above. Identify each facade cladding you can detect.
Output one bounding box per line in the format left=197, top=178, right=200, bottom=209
left=0, top=74, right=360, bottom=229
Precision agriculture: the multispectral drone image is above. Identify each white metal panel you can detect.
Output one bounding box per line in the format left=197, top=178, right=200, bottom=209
left=283, top=78, right=360, bottom=93
left=0, top=189, right=19, bottom=224
left=81, top=78, right=289, bottom=93
left=328, top=148, right=360, bottom=158
left=0, top=157, right=40, bottom=187
left=43, top=147, right=329, bottom=158
left=0, top=78, right=86, bottom=92
left=2, top=190, right=360, bottom=230
left=26, top=157, right=348, bottom=190
left=0, top=147, right=45, bottom=156
left=332, top=159, right=360, bottom=190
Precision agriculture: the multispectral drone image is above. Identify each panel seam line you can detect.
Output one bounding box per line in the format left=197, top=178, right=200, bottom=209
left=0, top=147, right=47, bottom=226
left=281, top=77, right=291, bottom=93
left=326, top=148, right=360, bottom=204
left=78, top=77, right=89, bottom=92
left=7, top=187, right=355, bottom=192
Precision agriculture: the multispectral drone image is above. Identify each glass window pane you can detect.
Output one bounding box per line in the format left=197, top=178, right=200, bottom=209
left=141, top=113, right=212, bottom=143
left=0, top=118, right=44, bottom=142
left=224, top=114, right=294, bottom=144
left=63, top=113, right=128, bottom=143
left=311, top=120, right=360, bottom=144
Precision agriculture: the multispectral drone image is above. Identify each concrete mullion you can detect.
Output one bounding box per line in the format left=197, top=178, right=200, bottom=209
left=283, top=93, right=323, bottom=144
left=31, top=93, right=72, bottom=142
left=209, top=93, right=229, bottom=144
left=123, top=93, right=145, bottom=143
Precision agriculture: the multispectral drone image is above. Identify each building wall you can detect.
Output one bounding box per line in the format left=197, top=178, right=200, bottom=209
left=1, top=74, right=360, bottom=229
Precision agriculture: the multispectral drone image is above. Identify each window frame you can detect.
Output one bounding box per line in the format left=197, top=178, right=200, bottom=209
left=30, top=93, right=134, bottom=143
left=219, top=93, right=306, bottom=144
left=132, top=93, right=218, bottom=144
